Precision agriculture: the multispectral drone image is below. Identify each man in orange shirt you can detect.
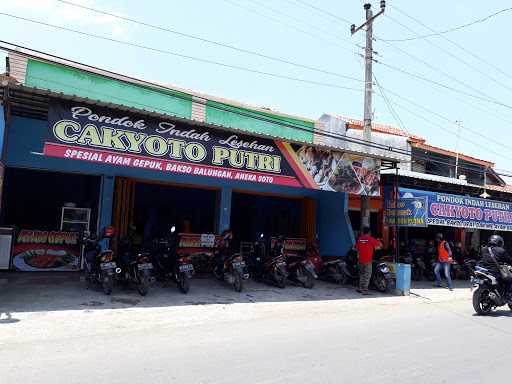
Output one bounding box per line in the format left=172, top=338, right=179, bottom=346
left=355, top=227, right=382, bottom=295
left=434, top=233, right=453, bottom=290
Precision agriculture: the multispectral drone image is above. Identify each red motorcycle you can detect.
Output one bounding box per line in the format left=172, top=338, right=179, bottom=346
left=307, top=241, right=346, bottom=284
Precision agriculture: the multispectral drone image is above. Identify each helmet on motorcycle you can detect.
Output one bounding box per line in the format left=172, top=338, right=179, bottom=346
left=488, top=235, right=504, bottom=247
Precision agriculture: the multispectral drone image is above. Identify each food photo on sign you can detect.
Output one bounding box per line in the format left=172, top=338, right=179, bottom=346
left=295, top=145, right=380, bottom=196
left=11, top=230, right=81, bottom=271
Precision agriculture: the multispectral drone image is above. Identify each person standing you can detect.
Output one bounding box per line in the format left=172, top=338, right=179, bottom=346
left=355, top=227, right=381, bottom=295
left=434, top=233, right=453, bottom=290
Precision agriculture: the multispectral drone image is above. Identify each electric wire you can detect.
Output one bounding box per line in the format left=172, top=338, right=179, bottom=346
left=384, top=13, right=512, bottom=97
left=292, top=0, right=352, bottom=26
left=221, top=0, right=358, bottom=54
left=54, top=0, right=362, bottom=84
left=386, top=6, right=512, bottom=86
left=0, top=12, right=363, bottom=93
left=381, top=6, right=512, bottom=42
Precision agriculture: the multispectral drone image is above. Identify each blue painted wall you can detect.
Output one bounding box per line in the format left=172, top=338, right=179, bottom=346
left=5, top=116, right=354, bottom=255
left=316, top=191, right=354, bottom=256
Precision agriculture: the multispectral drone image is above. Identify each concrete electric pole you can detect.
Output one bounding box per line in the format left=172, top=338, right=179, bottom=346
left=351, top=1, right=386, bottom=234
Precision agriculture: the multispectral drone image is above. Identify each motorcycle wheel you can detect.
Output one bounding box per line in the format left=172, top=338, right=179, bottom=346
left=178, top=274, right=190, bottom=294
left=411, top=268, right=422, bottom=281
left=302, top=269, right=315, bottom=289
left=373, top=275, right=387, bottom=293
left=137, top=273, right=150, bottom=296
left=334, top=265, right=348, bottom=285
left=233, top=272, right=243, bottom=292
left=102, top=276, right=113, bottom=295
left=275, top=271, right=286, bottom=289
left=472, top=287, right=493, bottom=315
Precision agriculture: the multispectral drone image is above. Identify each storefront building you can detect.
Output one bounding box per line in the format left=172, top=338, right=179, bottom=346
left=0, top=49, right=390, bottom=271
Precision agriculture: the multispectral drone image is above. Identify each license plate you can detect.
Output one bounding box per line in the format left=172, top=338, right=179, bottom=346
left=233, top=261, right=245, bottom=268
left=179, top=264, right=194, bottom=272
left=100, top=262, right=116, bottom=270
left=138, top=263, right=153, bottom=270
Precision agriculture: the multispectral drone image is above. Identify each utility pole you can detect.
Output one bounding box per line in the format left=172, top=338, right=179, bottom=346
left=351, top=1, right=386, bottom=234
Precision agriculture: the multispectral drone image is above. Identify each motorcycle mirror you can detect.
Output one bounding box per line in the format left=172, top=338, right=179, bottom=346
left=171, top=226, right=176, bottom=233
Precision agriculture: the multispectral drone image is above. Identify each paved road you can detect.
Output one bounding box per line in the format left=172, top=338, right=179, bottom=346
left=1, top=286, right=511, bottom=384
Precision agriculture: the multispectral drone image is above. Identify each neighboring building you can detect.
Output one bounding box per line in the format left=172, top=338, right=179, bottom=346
left=334, top=115, right=512, bottom=253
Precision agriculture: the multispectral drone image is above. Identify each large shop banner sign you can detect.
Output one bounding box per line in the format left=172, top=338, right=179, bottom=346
left=383, top=197, right=428, bottom=227
left=11, top=230, right=81, bottom=271
left=390, top=188, right=512, bottom=232
left=44, top=99, right=380, bottom=196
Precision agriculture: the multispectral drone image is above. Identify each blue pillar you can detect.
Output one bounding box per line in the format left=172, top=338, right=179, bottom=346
left=217, top=187, right=232, bottom=233
left=98, top=175, right=115, bottom=234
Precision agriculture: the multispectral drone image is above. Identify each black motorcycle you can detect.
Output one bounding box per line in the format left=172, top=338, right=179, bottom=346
left=116, top=238, right=153, bottom=296
left=472, top=264, right=512, bottom=315
left=83, top=230, right=116, bottom=295
left=248, top=234, right=288, bottom=288
left=371, top=261, right=393, bottom=293
left=275, top=237, right=316, bottom=289
left=213, top=230, right=249, bottom=292
left=151, top=226, right=194, bottom=294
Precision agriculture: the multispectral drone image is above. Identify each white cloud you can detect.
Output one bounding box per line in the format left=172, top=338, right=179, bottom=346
left=3, top=0, right=128, bottom=37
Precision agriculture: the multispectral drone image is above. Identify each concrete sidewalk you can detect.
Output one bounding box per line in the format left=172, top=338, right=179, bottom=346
left=0, top=272, right=471, bottom=313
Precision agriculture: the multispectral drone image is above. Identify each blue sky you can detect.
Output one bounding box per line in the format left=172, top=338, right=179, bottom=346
left=1, top=0, right=512, bottom=173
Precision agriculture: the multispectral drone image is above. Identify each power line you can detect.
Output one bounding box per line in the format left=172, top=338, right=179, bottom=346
left=380, top=85, right=512, bottom=159
left=376, top=37, right=512, bottom=114
left=373, top=74, right=409, bottom=135
left=55, top=0, right=362, bottom=84
left=373, top=58, right=512, bottom=112
left=384, top=13, right=512, bottom=97
left=375, top=57, right=512, bottom=129
left=248, top=0, right=352, bottom=45
left=0, top=12, right=364, bottom=93
left=382, top=6, right=512, bottom=42
left=221, top=0, right=358, bottom=54
left=389, top=5, right=512, bottom=86
left=292, top=0, right=352, bottom=26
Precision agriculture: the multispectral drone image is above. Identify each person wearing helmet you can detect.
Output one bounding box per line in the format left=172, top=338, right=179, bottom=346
left=480, top=234, right=512, bottom=297
left=434, top=233, right=453, bottom=290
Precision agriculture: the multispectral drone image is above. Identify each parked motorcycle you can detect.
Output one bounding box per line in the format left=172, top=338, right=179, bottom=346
left=83, top=227, right=116, bottom=295
left=213, top=230, right=249, bottom=292
left=151, top=226, right=194, bottom=294
left=340, top=248, right=393, bottom=293
left=275, top=237, right=317, bottom=289
left=307, top=241, right=345, bottom=284
left=247, top=234, right=287, bottom=288
left=372, top=262, right=393, bottom=293
left=116, top=238, right=153, bottom=296
left=472, top=264, right=512, bottom=315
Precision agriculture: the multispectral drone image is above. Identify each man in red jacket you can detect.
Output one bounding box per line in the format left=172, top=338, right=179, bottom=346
left=355, top=227, right=382, bottom=295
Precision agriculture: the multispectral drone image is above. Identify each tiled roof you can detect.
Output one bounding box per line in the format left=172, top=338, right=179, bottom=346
left=337, top=115, right=424, bottom=141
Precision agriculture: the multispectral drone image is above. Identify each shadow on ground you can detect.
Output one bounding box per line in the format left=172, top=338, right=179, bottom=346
left=0, top=271, right=397, bottom=314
